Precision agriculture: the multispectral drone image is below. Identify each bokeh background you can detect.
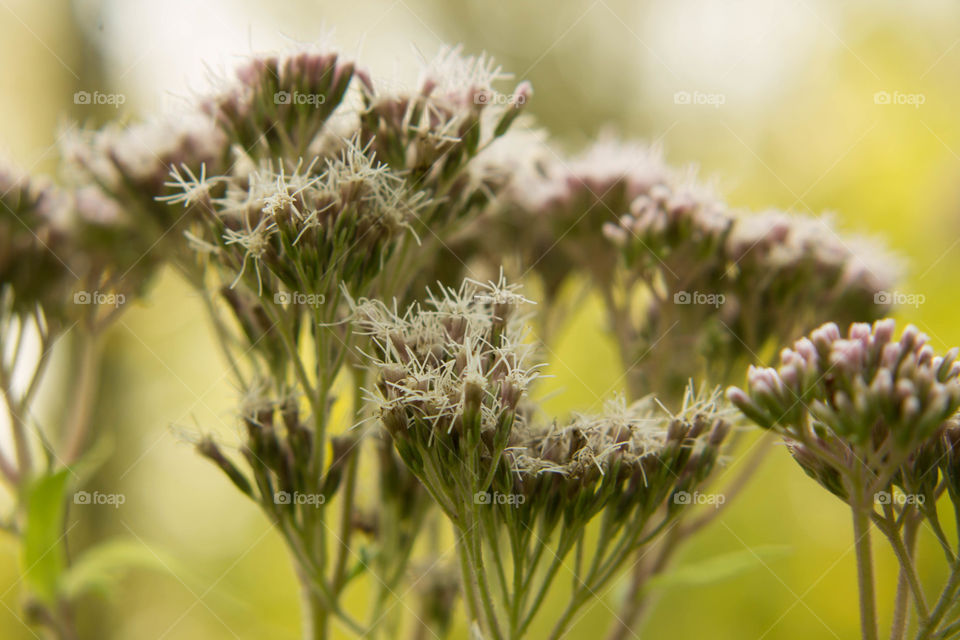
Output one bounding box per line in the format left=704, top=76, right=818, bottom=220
left=2, top=0, right=960, bottom=638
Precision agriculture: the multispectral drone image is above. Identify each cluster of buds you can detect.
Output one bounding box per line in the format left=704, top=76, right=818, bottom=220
left=0, top=161, right=148, bottom=328
left=63, top=115, right=228, bottom=241
left=174, top=136, right=432, bottom=300
left=483, top=393, right=732, bottom=636
left=0, top=164, right=75, bottom=319
left=198, top=389, right=358, bottom=523
left=356, top=47, right=533, bottom=300
left=730, top=320, right=960, bottom=640
left=359, top=276, right=538, bottom=517
left=493, top=137, right=675, bottom=296
left=483, top=135, right=896, bottom=402
left=728, top=320, right=960, bottom=498
left=202, top=49, right=356, bottom=159
left=500, top=394, right=730, bottom=533
left=722, top=212, right=900, bottom=359
left=359, top=46, right=531, bottom=178
left=478, top=131, right=898, bottom=401
left=361, top=277, right=731, bottom=636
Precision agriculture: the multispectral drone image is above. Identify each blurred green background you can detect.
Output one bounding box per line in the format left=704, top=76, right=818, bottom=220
left=2, top=0, right=959, bottom=637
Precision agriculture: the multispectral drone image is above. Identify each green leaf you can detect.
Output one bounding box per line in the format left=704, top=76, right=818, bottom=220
left=21, top=468, right=72, bottom=606
left=60, top=539, right=176, bottom=600
left=643, top=545, right=790, bottom=592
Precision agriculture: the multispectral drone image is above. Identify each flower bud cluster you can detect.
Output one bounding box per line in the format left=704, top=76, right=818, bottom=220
left=197, top=389, right=359, bottom=521
left=610, top=198, right=897, bottom=401
left=359, top=46, right=531, bottom=178
left=499, top=393, right=731, bottom=543
left=729, top=320, right=960, bottom=495
left=482, top=136, right=897, bottom=402
left=0, top=164, right=74, bottom=317
left=64, top=115, right=228, bottom=236
left=202, top=49, right=356, bottom=158
left=360, top=279, right=732, bottom=630
left=0, top=161, right=148, bottom=326
left=358, top=277, right=538, bottom=511
left=721, top=212, right=901, bottom=353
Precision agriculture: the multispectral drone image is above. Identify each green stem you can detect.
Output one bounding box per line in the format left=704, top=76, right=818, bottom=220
left=457, top=531, right=486, bottom=633
left=301, top=577, right=330, bottom=640
left=852, top=492, right=879, bottom=640
left=881, top=521, right=928, bottom=622
left=917, top=558, right=960, bottom=640
left=890, top=515, right=920, bottom=640
left=62, top=334, right=103, bottom=462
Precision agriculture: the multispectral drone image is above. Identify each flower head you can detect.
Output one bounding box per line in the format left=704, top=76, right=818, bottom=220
left=729, top=319, right=960, bottom=493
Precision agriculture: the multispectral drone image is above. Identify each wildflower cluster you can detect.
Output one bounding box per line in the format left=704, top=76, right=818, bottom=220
left=730, top=320, right=960, bottom=640
left=63, top=114, right=228, bottom=252
left=0, top=159, right=157, bottom=639
left=485, top=137, right=896, bottom=401
left=202, top=49, right=355, bottom=158
left=2, top=38, right=926, bottom=640
left=0, top=164, right=75, bottom=320
left=362, top=279, right=730, bottom=639
left=729, top=320, right=960, bottom=496
left=609, top=185, right=896, bottom=401
left=147, top=46, right=529, bottom=638
left=359, top=277, right=537, bottom=510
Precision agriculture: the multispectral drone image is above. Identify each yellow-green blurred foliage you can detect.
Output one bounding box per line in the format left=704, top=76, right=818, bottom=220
left=3, top=0, right=960, bottom=638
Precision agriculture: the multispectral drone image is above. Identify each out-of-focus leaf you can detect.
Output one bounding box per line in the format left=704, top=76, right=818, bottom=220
left=643, top=545, right=790, bottom=592
left=21, top=468, right=71, bottom=606
left=60, top=538, right=176, bottom=600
